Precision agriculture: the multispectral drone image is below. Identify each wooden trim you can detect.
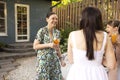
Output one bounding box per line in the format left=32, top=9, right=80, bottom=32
left=15, top=3, right=30, bottom=42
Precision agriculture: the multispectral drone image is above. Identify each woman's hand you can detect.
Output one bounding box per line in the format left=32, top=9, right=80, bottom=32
left=60, top=59, right=66, bottom=67
left=48, top=43, right=59, bottom=50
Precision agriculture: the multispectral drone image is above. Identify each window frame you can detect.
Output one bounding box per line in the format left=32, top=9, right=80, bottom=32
left=0, top=1, right=7, bottom=36
left=15, top=4, right=30, bottom=42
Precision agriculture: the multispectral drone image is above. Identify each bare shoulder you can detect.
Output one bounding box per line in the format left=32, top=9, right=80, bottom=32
left=70, top=30, right=83, bottom=35
left=96, top=30, right=106, bottom=34
left=68, top=30, right=81, bottom=39
left=96, top=31, right=107, bottom=37
left=69, top=30, right=77, bottom=36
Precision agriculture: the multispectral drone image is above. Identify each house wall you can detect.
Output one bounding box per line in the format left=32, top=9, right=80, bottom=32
left=0, top=0, right=51, bottom=44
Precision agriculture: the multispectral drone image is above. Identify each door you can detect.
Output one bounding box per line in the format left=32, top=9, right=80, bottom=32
left=15, top=4, right=30, bottom=42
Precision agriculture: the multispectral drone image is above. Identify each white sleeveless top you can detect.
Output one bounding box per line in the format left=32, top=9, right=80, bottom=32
left=66, top=32, right=108, bottom=80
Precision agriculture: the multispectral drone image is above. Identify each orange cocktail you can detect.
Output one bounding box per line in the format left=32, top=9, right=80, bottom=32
left=53, top=38, right=60, bottom=44
left=111, top=33, right=118, bottom=43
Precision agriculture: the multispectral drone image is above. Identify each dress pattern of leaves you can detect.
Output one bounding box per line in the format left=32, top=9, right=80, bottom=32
left=35, top=26, right=62, bottom=80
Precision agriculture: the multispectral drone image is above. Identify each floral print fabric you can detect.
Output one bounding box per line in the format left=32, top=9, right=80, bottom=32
left=35, top=26, right=62, bottom=80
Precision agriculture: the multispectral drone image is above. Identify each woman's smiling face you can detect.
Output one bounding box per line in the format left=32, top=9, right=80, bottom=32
left=106, top=24, right=114, bottom=36
left=46, top=14, right=58, bottom=28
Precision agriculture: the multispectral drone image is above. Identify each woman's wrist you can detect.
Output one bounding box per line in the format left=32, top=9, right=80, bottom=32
left=59, top=56, right=63, bottom=61
left=48, top=43, right=52, bottom=48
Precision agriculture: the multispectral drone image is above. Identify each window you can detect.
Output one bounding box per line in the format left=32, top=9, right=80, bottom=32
left=0, top=1, right=7, bottom=36
left=15, top=4, right=29, bottom=42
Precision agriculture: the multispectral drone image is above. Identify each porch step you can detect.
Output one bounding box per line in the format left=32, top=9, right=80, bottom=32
left=0, top=72, right=7, bottom=79
left=0, top=58, right=20, bottom=79
left=0, top=58, right=14, bottom=62
left=7, top=42, right=33, bottom=48
left=0, top=66, right=15, bottom=73
left=2, top=42, right=34, bottom=53
left=0, top=52, right=36, bottom=59
left=0, top=42, right=36, bottom=80
left=3, top=47, right=34, bottom=53
left=0, top=42, right=36, bottom=61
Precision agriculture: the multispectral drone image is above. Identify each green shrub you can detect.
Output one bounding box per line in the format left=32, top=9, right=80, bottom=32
left=0, top=42, right=7, bottom=51
left=60, top=26, right=78, bottom=53
left=59, top=21, right=107, bottom=53
left=0, top=42, right=6, bottom=47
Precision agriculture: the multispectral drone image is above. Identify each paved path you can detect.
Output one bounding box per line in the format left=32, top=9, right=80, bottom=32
left=0, top=58, right=20, bottom=80
left=4, top=55, right=119, bottom=80
left=0, top=51, right=36, bottom=80
left=5, top=55, right=71, bottom=80
left=5, top=56, right=36, bottom=80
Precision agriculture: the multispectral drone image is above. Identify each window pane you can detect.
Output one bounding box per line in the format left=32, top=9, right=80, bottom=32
left=17, top=21, right=21, bottom=28
left=0, top=25, right=5, bottom=32
left=17, top=6, right=27, bottom=36
left=17, top=6, right=21, bottom=14
left=0, top=19, right=5, bottom=32
left=22, top=14, right=27, bottom=20
left=23, top=29, right=27, bottom=34
left=18, top=36, right=27, bottom=40
left=0, top=2, right=6, bottom=34
left=18, top=36, right=22, bottom=40
left=0, top=19, right=5, bottom=25
left=23, top=36, right=27, bottom=39
left=0, top=3, right=4, bottom=18
left=23, top=22, right=27, bottom=27
left=17, top=14, right=21, bottom=20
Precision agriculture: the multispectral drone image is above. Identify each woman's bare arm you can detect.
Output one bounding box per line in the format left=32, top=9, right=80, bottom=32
left=104, top=35, right=117, bottom=69
left=33, top=39, right=52, bottom=50
left=67, top=33, right=74, bottom=64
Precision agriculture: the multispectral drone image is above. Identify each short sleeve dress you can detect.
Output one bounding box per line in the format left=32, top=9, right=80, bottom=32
left=35, top=26, right=62, bottom=80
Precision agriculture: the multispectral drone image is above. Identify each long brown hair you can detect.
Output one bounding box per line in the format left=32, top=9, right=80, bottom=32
left=80, top=7, right=104, bottom=60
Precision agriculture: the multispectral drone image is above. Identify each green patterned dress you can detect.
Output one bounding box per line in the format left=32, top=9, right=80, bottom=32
left=35, top=26, right=62, bottom=80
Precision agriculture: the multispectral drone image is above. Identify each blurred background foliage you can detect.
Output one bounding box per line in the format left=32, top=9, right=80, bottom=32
left=59, top=22, right=79, bottom=53
left=52, top=0, right=82, bottom=7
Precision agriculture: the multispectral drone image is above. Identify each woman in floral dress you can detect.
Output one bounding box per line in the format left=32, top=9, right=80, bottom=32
left=33, top=12, right=65, bottom=80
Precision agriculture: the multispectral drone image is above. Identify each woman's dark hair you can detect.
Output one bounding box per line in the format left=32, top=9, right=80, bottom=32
left=80, top=7, right=104, bottom=60
left=46, top=12, right=56, bottom=18
left=107, top=20, right=120, bottom=34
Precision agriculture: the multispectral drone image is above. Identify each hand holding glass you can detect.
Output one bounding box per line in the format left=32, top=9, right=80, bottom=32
left=53, top=38, right=60, bottom=44
left=111, top=32, right=118, bottom=44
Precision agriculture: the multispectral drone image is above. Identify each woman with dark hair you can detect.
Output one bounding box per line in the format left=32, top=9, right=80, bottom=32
left=66, top=7, right=116, bottom=80
left=106, top=20, right=120, bottom=80
left=106, top=20, right=120, bottom=37
left=33, top=12, right=65, bottom=80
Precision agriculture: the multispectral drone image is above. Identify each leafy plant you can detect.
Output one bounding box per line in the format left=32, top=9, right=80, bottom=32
left=52, top=0, right=82, bottom=7
left=0, top=42, right=7, bottom=51
left=60, top=26, right=78, bottom=53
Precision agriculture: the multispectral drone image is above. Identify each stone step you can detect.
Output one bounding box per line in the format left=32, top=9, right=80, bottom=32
left=0, top=42, right=35, bottom=80
left=0, top=58, right=15, bottom=62
left=7, top=42, right=33, bottom=48
left=0, top=48, right=4, bottom=52
left=0, top=52, right=36, bottom=59
left=3, top=47, right=34, bottom=53
left=0, top=61, right=12, bottom=65
left=0, top=67, right=16, bottom=73
left=0, top=72, right=7, bottom=77
left=0, top=77, right=4, bottom=80
left=1, top=62, right=20, bottom=68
